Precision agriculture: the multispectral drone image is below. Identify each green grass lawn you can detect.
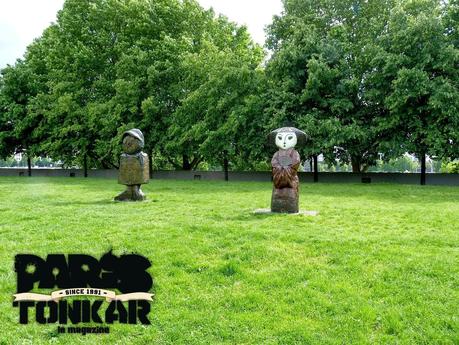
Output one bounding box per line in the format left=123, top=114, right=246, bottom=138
left=0, top=177, right=458, bottom=344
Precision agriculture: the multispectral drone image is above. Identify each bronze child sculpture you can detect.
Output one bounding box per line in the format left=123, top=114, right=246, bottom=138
left=269, top=127, right=307, bottom=213
left=114, top=129, right=149, bottom=202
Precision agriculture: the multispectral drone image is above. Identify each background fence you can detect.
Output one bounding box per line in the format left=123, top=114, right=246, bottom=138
left=1, top=168, right=459, bottom=186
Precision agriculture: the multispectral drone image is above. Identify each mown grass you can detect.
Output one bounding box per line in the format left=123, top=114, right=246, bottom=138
left=0, top=177, right=458, bottom=344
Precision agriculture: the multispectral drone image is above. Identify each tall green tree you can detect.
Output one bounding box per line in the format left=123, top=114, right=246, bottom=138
left=375, top=0, right=459, bottom=184
left=0, top=58, right=47, bottom=176
left=266, top=0, right=399, bottom=172
left=20, top=0, right=263, bottom=173
left=34, top=0, right=160, bottom=174
left=166, top=26, right=265, bottom=173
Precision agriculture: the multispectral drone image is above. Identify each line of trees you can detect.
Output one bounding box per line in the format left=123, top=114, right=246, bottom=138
left=1, top=0, right=458, bottom=183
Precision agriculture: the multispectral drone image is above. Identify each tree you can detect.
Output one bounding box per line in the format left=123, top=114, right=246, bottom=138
left=265, top=0, right=401, bottom=172
left=378, top=0, right=459, bottom=184
left=16, top=0, right=263, bottom=174
left=0, top=58, right=47, bottom=176
left=166, top=26, right=265, bottom=173
left=32, top=0, right=162, bottom=175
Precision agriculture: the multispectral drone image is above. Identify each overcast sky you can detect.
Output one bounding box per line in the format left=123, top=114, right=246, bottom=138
left=0, top=0, right=283, bottom=69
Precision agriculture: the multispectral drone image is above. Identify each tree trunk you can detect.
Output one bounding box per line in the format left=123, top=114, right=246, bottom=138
left=182, top=155, right=192, bottom=170
left=223, top=151, right=229, bottom=182
left=420, top=152, right=426, bottom=186
left=83, top=153, right=88, bottom=178
left=351, top=157, right=361, bottom=173
left=313, top=154, right=319, bottom=183
left=190, top=156, right=202, bottom=170
left=27, top=155, right=32, bottom=177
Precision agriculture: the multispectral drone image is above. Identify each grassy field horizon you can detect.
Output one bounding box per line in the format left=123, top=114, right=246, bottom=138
left=0, top=177, right=458, bottom=344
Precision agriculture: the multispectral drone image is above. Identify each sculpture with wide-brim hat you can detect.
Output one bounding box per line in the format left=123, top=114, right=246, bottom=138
left=114, top=128, right=150, bottom=202
left=268, top=126, right=307, bottom=213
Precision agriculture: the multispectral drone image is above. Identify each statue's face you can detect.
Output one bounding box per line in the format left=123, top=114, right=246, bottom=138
left=275, top=131, right=297, bottom=150
left=122, top=135, right=142, bottom=154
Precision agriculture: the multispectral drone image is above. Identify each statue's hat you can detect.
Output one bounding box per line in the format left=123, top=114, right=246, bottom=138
left=122, top=128, right=145, bottom=148
left=268, top=127, right=307, bottom=147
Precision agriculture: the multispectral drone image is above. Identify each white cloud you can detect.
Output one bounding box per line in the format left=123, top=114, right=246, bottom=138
left=197, top=0, right=283, bottom=44
left=0, top=0, right=65, bottom=68
left=0, top=0, right=282, bottom=69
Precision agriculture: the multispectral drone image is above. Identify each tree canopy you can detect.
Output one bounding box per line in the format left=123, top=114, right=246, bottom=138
left=0, top=0, right=264, bottom=172
left=1, top=0, right=458, bottom=177
left=265, top=0, right=459, bottom=172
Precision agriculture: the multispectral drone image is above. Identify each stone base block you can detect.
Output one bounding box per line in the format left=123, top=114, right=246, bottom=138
left=271, top=187, right=299, bottom=213
left=114, top=185, right=146, bottom=202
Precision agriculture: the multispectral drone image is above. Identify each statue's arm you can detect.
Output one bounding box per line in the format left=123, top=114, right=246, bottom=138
left=271, top=152, right=286, bottom=187
left=271, top=152, right=281, bottom=169
left=290, top=151, right=301, bottom=170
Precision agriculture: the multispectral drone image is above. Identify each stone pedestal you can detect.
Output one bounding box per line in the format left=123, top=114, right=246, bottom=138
left=271, top=148, right=301, bottom=214
left=114, top=185, right=146, bottom=201
left=271, top=187, right=299, bottom=213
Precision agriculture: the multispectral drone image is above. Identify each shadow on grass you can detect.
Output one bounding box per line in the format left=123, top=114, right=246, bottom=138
left=49, top=198, right=162, bottom=206
left=49, top=199, right=115, bottom=206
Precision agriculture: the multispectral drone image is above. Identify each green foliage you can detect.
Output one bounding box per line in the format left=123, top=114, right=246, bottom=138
left=442, top=160, right=459, bottom=173
left=367, top=156, right=420, bottom=173
left=265, top=0, right=398, bottom=172
left=0, top=60, right=45, bottom=159
left=265, top=0, right=459, bottom=172
left=381, top=0, right=459, bottom=160
left=0, top=0, right=263, bottom=170
left=1, top=0, right=459, bottom=172
left=168, top=39, right=265, bottom=169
